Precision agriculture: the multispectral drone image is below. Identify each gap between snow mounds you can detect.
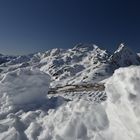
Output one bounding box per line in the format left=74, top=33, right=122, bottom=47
left=48, top=91, right=107, bottom=104
left=48, top=83, right=107, bottom=103
left=49, top=83, right=105, bottom=94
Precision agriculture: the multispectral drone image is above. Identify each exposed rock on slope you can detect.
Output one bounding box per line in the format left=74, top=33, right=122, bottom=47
left=109, top=43, right=140, bottom=67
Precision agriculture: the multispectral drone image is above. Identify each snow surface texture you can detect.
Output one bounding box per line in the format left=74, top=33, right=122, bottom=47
left=0, top=66, right=140, bottom=140
left=105, top=66, right=140, bottom=140
left=25, top=100, right=109, bottom=140
left=109, top=44, right=140, bottom=67
left=0, top=68, right=50, bottom=116
left=38, top=66, right=140, bottom=140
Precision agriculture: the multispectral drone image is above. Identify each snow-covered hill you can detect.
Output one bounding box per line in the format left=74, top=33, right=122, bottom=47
left=0, top=43, right=140, bottom=140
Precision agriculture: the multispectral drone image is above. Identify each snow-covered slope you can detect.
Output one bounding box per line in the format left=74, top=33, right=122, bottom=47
left=38, top=43, right=140, bottom=86
left=0, top=43, right=112, bottom=86
left=0, top=66, right=140, bottom=140
left=39, top=43, right=111, bottom=86
left=1, top=43, right=139, bottom=87
left=0, top=43, right=140, bottom=140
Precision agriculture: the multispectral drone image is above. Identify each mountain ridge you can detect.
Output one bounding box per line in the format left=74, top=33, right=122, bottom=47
left=0, top=43, right=140, bottom=87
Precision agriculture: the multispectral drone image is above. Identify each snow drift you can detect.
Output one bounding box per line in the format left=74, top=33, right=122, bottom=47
left=36, top=66, right=140, bottom=140
left=0, top=68, right=50, bottom=115
left=105, top=66, right=140, bottom=140
left=0, top=44, right=140, bottom=140
left=25, top=99, right=109, bottom=140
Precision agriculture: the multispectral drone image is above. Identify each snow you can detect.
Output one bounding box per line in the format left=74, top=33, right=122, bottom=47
left=110, top=43, right=140, bottom=67
left=24, top=65, right=140, bottom=140
left=25, top=99, right=109, bottom=140
left=39, top=43, right=111, bottom=86
left=105, top=66, right=140, bottom=140
left=0, top=68, right=50, bottom=115
left=0, top=43, right=140, bottom=140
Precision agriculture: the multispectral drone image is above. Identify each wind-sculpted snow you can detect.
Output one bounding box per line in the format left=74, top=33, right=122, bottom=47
left=25, top=99, right=109, bottom=140
left=0, top=66, right=140, bottom=140
left=0, top=68, right=50, bottom=116
left=105, top=66, right=140, bottom=140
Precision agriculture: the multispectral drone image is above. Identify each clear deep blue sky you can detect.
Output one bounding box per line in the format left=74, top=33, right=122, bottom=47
left=0, top=0, right=140, bottom=55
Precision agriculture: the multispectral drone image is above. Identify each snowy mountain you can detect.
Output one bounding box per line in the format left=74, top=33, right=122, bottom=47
left=109, top=43, right=140, bottom=67
left=0, top=43, right=140, bottom=140
left=35, top=43, right=140, bottom=86
left=1, top=43, right=139, bottom=86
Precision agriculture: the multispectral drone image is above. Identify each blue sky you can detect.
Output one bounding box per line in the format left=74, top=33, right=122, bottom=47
left=0, top=0, right=140, bottom=55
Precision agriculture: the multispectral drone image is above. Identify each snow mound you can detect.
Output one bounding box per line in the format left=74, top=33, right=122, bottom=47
left=0, top=68, right=50, bottom=115
left=105, top=66, right=140, bottom=140
left=25, top=99, right=109, bottom=140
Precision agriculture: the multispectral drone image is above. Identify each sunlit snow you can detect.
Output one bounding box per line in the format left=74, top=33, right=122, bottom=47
left=0, top=44, right=140, bottom=140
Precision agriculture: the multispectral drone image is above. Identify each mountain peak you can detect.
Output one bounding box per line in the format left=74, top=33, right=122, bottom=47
left=73, top=43, right=95, bottom=51
left=116, top=43, right=125, bottom=51
left=114, top=43, right=130, bottom=53
left=110, top=43, right=140, bottom=67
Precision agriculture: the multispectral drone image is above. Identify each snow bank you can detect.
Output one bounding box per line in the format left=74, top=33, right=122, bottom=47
left=105, top=66, right=140, bottom=140
left=30, top=66, right=139, bottom=140
left=25, top=99, right=109, bottom=140
left=0, top=68, right=50, bottom=115
left=1, top=66, right=140, bottom=140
